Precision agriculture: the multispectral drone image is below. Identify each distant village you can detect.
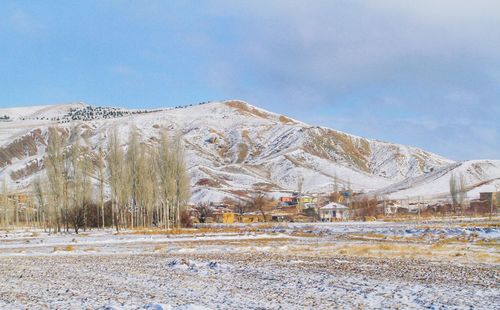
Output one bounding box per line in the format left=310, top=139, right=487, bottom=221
left=184, top=190, right=500, bottom=225
left=2, top=188, right=498, bottom=229
left=1, top=189, right=499, bottom=228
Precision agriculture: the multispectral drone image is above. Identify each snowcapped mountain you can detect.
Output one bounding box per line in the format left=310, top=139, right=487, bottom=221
left=1, top=99, right=487, bottom=203
left=371, top=160, right=500, bottom=200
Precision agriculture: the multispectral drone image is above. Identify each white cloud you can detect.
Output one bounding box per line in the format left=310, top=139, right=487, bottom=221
left=5, top=9, right=42, bottom=35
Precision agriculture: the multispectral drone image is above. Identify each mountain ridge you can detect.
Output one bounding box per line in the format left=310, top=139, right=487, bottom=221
left=1, top=99, right=494, bottom=203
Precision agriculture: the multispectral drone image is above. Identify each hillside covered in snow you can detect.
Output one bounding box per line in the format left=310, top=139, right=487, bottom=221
left=1, top=100, right=496, bottom=203
left=372, top=160, right=500, bottom=200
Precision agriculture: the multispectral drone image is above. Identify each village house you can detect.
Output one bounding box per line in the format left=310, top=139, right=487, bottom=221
left=278, top=193, right=316, bottom=208
left=319, top=202, right=349, bottom=221
left=376, top=201, right=401, bottom=216
left=237, top=212, right=265, bottom=223
left=9, top=193, right=29, bottom=205
left=297, top=195, right=314, bottom=205
left=211, top=205, right=235, bottom=224
left=279, top=196, right=295, bottom=206
left=214, top=211, right=235, bottom=224
left=269, top=205, right=299, bottom=222
left=480, top=192, right=500, bottom=208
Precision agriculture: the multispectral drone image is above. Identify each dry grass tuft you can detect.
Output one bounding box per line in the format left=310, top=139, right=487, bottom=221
left=459, top=222, right=499, bottom=228
left=291, top=231, right=320, bottom=238
left=362, top=232, right=386, bottom=239
left=153, top=245, right=165, bottom=252
left=64, top=245, right=75, bottom=251
left=475, top=239, right=499, bottom=246
left=53, top=245, right=76, bottom=252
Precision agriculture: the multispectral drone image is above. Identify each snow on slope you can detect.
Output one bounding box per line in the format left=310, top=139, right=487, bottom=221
left=0, top=103, right=87, bottom=147
left=0, top=102, right=87, bottom=120
left=0, top=100, right=460, bottom=202
left=371, top=160, right=500, bottom=200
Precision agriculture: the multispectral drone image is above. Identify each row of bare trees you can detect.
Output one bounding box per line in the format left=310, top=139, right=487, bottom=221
left=0, top=181, right=25, bottom=227
left=106, top=126, right=190, bottom=231
left=6, top=124, right=190, bottom=233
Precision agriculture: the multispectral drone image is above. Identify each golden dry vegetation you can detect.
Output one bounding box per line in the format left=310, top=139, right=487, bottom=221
left=278, top=115, right=296, bottom=124
left=225, top=100, right=271, bottom=120
left=305, top=128, right=371, bottom=172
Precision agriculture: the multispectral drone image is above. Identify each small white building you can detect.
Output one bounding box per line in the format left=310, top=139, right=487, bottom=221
left=319, top=202, right=349, bottom=221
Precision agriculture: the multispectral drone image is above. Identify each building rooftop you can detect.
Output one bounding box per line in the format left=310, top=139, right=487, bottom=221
left=320, top=202, right=348, bottom=210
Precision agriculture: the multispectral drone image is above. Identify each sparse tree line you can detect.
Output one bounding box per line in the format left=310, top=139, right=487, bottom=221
left=0, top=124, right=190, bottom=233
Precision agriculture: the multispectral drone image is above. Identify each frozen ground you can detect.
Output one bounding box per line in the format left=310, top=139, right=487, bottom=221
left=0, top=219, right=498, bottom=309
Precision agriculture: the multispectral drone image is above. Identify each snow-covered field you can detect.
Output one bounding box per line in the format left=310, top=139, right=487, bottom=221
left=0, top=219, right=499, bottom=309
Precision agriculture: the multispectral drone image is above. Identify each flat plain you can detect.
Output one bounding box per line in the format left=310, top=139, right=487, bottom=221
left=0, top=219, right=498, bottom=309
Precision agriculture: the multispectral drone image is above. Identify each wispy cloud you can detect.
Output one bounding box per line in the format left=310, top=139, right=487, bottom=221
left=187, top=1, right=500, bottom=159
left=4, top=8, right=42, bottom=35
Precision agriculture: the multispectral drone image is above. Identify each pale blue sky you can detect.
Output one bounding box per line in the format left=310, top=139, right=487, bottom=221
left=0, top=1, right=499, bottom=160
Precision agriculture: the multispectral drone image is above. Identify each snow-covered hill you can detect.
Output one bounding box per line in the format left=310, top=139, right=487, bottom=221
left=0, top=100, right=476, bottom=203
left=370, top=160, right=500, bottom=200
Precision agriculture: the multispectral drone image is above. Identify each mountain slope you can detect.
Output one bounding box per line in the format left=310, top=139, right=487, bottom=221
left=0, top=100, right=458, bottom=202
left=370, top=160, right=500, bottom=200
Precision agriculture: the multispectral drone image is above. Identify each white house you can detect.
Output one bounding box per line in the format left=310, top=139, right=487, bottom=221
left=319, top=202, right=349, bottom=221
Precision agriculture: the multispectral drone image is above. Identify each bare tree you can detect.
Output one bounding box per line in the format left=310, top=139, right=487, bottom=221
left=136, top=144, right=156, bottom=227
left=95, top=147, right=106, bottom=229
left=126, top=125, right=141, bottom=227
left=450, top=172, right=467, bottom=213
left=1, top=180, right=9, bottom=227
left=246, top=193, right=273, bottom=222
left=32, top=177, right=47, bottom=231
left=297, top=174, right=304, bottom=194
left=194, top=203, right=213, bottom=223
left=107, top=127, right=125, bottom=232
left=155, top=130, right=174, bottom=229
left=45, top=127, right=66, bottom=232
left=67, top=132, right=93, bottom=233
left=333, top=172, right=339, bottom=193
left=172, top=133, right=190, bottom=228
